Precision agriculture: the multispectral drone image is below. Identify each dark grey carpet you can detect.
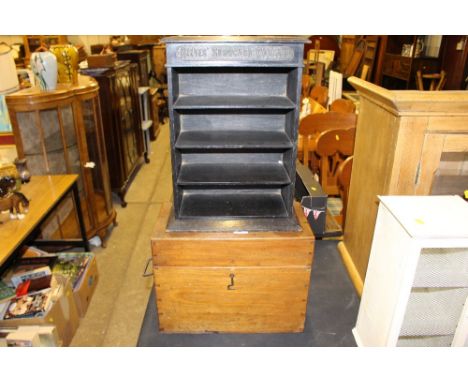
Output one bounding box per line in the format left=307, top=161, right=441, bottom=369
left=137, top=240, right=359, bottom=346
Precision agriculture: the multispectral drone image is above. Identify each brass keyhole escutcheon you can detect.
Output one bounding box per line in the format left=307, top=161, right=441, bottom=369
left=227, top=273, right=235, bottom=290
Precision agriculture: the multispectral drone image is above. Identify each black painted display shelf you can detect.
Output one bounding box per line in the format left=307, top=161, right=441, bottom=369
left=164, top=36, right=307, bottom=231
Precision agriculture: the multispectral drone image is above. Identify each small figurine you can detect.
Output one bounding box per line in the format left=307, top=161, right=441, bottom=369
left=14, top=158, right=31, bottom=184
left=0, top=191, right=29, bottom=220
left=0, top=176, right=16, bottom=197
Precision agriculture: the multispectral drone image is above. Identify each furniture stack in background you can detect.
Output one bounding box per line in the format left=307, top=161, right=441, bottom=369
left=117, top=49, right=154, bottom=164
left=112, top=35, right=169, bottom=139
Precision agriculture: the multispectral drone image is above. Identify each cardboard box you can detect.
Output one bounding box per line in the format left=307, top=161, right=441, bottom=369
left=53, top=253, right=98, bottom=317
left=72, top=253, right=98, bottom=317
left=5, top=329, right=41, bottom=347
left=7, top=325, right=59, bottom=347
left=14, top=249, right=99, bottom=318
left=0, top=274, right=80, bottom=346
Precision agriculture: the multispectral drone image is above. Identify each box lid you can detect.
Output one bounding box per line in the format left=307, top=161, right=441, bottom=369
left=378, top=195, right=468, bottom=239
left=162, top=36, right=310, bottom=44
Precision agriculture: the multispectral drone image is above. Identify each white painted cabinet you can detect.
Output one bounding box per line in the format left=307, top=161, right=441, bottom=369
left=353, top=195, right=468, bottom=347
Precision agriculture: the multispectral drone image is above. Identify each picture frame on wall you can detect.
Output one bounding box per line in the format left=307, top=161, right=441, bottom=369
left=0, top=94, right=11, bottom=133
left=0, top=95, right=15, bottom=149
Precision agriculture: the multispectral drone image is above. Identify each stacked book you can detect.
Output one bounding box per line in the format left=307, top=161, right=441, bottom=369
left=0, top=249, right=91, bottom=322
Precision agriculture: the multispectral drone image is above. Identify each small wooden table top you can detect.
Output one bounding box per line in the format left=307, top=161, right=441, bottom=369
left=0, top=174, right=78, bottom=266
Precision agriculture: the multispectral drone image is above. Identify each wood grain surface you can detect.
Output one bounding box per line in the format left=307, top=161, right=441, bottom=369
left=151, top=201, right=315, bottom=333
left=340, top=77, right=468, bottom=295
left=155, top=266, right=311, bottom=333
left=0, top=174, right=77, bottom=266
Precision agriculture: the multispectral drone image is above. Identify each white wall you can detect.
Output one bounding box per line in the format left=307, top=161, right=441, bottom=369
left=67, top=35, right=111, bottom=54
left=0, top=36, right=23, bottom=45
left=0, top=145, right=17, bottom=163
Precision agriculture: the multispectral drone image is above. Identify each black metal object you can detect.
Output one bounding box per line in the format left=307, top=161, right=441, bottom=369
left=163, top=36, right=308, bottom=232
left=0, top=179, right=90, bottom=275
left=295, top=161, right=342, bottom=238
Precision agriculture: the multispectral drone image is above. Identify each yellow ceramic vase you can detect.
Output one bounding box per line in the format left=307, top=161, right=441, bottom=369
left=50, top=44, right=79, bottom=84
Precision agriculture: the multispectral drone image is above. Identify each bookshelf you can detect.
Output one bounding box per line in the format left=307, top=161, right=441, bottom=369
left=163, top=36, right=308, bottom=232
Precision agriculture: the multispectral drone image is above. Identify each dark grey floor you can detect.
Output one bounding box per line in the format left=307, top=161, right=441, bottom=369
left=137, top=240, right=359, bottom=346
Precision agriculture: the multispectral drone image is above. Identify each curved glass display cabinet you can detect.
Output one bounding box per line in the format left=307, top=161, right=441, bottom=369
left=6, top=75, right=117, bottom=244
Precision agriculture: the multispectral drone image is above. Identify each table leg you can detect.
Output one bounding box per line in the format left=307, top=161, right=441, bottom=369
left=72, top=182, right=91, bottom=252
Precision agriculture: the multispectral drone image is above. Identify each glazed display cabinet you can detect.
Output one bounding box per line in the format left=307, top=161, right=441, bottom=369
left=6, top=75, right=116, bottom=243
left=338, top=77, right=468, bottom=295
left=23, top=35, right=67, bottom=65
left=82, top=61, right=145, bottom=207
left=116, top=50, right=150, bottom=86
left=164, top=36, right=308, bottom=232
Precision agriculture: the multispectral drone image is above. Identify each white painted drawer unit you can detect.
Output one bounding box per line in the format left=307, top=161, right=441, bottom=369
left=353, top=195, right=468, bottom=347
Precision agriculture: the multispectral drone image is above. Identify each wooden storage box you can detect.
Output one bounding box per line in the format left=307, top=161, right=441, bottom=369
left=87, top=53, right=116, bottom=68
left=151, top=202, right=315, bottom=333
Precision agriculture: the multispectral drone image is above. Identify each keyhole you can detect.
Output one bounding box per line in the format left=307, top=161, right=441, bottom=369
left=227, top=273, right=235, bottom=290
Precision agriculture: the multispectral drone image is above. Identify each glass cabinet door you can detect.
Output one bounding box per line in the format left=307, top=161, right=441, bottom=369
left=115, top=69, right=139, bottom=174
left=81, top=97, right=113, bottom=225
left=15, top=105, right=85, bottom=239
left=417, top=133, right=468, bottom=197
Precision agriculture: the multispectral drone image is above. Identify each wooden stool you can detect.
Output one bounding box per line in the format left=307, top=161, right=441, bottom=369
left=416, top=70, right=447, bottom=91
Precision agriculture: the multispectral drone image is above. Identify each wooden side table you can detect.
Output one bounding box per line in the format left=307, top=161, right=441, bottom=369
left=0, top=174, right=89, bottom=273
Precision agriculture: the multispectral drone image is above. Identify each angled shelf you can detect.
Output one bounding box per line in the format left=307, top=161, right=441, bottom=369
left=173, top=95, right=296, bottom=110
left=175, top=130, right=293, bottom=150
left=179, top=188, right=288, bottom=218
left=177, top=161, right=291, bottom=186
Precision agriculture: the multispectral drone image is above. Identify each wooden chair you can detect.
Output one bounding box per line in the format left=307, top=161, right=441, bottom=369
left=360, top=64, right=370, bottom=81
left=330, top=98, right=356, bottom=114
left=304, top=40, right=325, bottom=84
left=336, top=155, right=353, bottom=228
left=309, top=85, right=329, bottom=108
left=298, top=112, right=357, bottom=172
left=416, top=70, right=447, bottom=91
left=302, top=74, right=312, bottom=99
left=343, top=38, right=366, bottom=78
left=313, top=127, right=356, bottom=196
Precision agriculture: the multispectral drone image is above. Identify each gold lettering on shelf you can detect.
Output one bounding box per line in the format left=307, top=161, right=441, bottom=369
left=175, top=45, right=295, bottom=61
